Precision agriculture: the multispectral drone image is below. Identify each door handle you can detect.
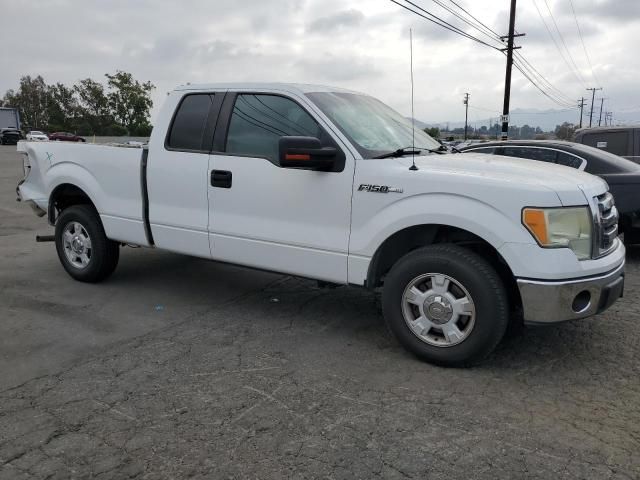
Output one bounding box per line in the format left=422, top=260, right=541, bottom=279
left=211, top=170, right=232, bottom=188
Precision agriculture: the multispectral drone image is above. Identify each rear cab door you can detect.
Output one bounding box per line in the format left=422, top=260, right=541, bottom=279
left=146, top=89, right=224, bottom=258
left=207, top=89, right=355, bottom=283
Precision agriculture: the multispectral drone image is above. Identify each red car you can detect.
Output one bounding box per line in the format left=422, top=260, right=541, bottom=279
left=48, top=132, right=86, bottom=142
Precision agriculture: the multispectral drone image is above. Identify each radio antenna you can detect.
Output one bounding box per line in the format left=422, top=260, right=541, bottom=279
left=409, top=27, right=418, bottom=171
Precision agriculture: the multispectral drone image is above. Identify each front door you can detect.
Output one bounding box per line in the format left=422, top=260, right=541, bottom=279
left=208, top=92, right=355, bottom=283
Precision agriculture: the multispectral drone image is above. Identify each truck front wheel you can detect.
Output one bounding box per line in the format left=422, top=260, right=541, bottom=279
left=55, top=205, right=119, bottom=283
left=381, top=244, right=509, bottom=367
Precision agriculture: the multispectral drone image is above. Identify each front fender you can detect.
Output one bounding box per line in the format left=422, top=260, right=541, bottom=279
left=347, top=193, right=535, bottom=284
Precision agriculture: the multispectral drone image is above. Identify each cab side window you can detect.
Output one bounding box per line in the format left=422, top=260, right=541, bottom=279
left=225, top=94, right=322, bottom=162
left=167, top=94, right=214, bottom=152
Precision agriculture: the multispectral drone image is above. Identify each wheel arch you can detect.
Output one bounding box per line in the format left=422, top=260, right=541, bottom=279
left=48, top=183, right=97, bottom=225
left=365, top=223, right=521, bottom=313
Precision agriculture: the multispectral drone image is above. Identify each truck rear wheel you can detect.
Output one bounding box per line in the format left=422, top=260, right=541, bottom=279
left=381, top=244, right=508, bottom=367
left=55, top=205, right=119, bottom=283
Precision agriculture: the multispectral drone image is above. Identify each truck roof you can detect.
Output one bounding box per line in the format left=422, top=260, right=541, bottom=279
left=173, top=82, right=362, bottom=96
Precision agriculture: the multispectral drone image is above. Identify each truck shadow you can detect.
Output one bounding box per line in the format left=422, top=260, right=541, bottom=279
left=108, top=248, right=632, bottom=375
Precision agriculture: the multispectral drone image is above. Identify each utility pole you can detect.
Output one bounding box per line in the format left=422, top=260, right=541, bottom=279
left=578, top=97, right=586, bottom=128
left=463, top=93, right=470, bottom=140
left=500, top=0, right=524, bottom=140
left=586, top=87, right=602, bottom=128
left=598, top=97, right=607, bottom=126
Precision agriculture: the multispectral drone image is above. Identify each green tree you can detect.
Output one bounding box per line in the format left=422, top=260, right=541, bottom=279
left=105, top=71, right=154, bottom=134
left=5, top=75, right=50, bottom=129
left=75, top=78, right=111, bottom=134
left=554, top=122, right=576, bottom=141
left=520, top=124, right=535, bottom=140
left=47, top=82, right=78, bottom=131
left=424, top=127, right=440, bottom=139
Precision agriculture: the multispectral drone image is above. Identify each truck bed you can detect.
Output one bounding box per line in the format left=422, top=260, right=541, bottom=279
left=17, top=141, right=150, bottom=246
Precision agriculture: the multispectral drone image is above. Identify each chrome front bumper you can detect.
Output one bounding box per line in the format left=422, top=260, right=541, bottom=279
left=517, top=260, right=625, bottom=325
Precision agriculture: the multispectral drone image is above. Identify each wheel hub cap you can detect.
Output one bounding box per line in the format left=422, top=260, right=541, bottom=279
left=401, top=273, right=476, bottom=347
left=425, top=294, right=453, bottom=324
left=71, top=236, right=84, bottom=253
left=62, top=221, right=92, bottom=269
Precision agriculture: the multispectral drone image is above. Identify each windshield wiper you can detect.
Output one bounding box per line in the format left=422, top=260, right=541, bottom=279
left=426, top=146, right=449, bottom=155
left=373, top=145, right=448, bottom=159
left=373, top=147, right=422, bottom=159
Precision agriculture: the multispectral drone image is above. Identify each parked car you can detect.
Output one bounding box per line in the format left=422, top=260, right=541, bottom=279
left=26, top=130, right=49, bottom=141
left=574, top=126, right=640, bottom=164
left=0, top=128, right=22, bottom=145
left=458, top=140, right=640, bottom=244
left=16, top=83, right=625, bottom=366
left=48, top=132, right=85, bottom=142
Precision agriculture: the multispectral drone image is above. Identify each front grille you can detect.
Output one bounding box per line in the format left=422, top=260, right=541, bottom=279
left=593, top=192, right=618, bottom=257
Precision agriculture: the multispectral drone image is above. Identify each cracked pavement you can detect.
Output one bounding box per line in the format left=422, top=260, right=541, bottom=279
left=1, top=145, right=639, bottom=479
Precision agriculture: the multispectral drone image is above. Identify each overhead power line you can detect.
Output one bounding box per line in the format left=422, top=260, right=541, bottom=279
left=446, top=0, right=501, bottom=38
left=511, top=57, right=576, bottom=109
left=429, top=0, right=503, bottom=46
left=541, top=0, right=588, bottom=87
left=568, top=0, right=601, bottom=87
left=390, top=0, right=503, bottom=50
left=531, top=0, right=587, bottom=89
left=512, top=52, right=576, bottom=106
left=390, top=0, right=579, bottom=111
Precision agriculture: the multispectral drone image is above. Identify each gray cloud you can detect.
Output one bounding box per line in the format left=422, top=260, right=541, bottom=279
left=296, top=53, right=378, bottom=81
left=0, top=0, right=637, bottom=126
left=307, top=9, right=365, bottom=33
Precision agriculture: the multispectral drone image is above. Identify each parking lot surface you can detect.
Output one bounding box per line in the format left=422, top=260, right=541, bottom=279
left=1, top=144, right=639, bottom=479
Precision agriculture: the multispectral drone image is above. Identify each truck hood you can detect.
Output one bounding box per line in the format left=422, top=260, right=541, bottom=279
left=396, top=152, right=608, bottom=205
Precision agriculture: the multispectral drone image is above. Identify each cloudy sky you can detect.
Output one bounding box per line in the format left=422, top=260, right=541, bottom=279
left=2, top=0, right=638, bottom=125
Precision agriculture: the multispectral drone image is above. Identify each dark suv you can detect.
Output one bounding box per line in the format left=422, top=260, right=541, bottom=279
left=0, top=128, right=22, bottom=145
left=574, top=126, right=640, bottom=164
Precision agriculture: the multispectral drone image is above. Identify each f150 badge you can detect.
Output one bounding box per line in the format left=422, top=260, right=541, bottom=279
left=358, top=184, right=403, bottom=193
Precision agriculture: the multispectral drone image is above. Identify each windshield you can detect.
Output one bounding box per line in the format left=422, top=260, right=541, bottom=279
left=306, top=91, right=441, bottom=158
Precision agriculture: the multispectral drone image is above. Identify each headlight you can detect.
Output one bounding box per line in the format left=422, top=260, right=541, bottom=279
left=522, top=207, right=592, bottom=260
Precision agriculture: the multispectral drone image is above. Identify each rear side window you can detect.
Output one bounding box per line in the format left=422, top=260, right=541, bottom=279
left=556, top=152, right=583, bottom=169
left=225, top=94, right=322, bottom=162
left=467, top=147, right=494, bottom=154
left=502, top=147, right=557, bottom=163
left=167, top=94, right=213, bottom=151
left=582, top=132, right=629, bottom=156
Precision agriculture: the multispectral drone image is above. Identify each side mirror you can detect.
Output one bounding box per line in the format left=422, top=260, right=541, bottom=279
left=279, top=136, right=337, bottom=171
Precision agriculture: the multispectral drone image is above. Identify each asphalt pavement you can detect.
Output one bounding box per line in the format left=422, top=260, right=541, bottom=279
left=1, top=144, right=639, bottom=479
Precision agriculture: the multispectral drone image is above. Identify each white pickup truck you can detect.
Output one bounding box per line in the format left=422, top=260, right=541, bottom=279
left=16, top=83, right=625, bottom=366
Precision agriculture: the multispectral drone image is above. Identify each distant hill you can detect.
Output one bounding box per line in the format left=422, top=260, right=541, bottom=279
left=405, top=117, right=430, bottom=130
left=417, top=108, right=640, bottom=132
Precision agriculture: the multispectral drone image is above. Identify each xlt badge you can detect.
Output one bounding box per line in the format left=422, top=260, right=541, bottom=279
left=358, top=184, right=403, bottom=193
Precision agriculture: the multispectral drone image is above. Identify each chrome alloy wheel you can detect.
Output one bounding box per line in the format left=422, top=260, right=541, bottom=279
left=401, top=273, right=476, bottom=347
left=62, top=221, right=92, bottom=269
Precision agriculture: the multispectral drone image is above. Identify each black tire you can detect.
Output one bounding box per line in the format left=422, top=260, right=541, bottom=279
left=381, top=244, right=509, bottom=367
left=55, top=205, right=119, bottom=282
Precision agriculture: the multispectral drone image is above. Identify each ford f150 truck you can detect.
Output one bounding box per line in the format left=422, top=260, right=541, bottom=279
left=16, top=83, right=626, bottom=366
